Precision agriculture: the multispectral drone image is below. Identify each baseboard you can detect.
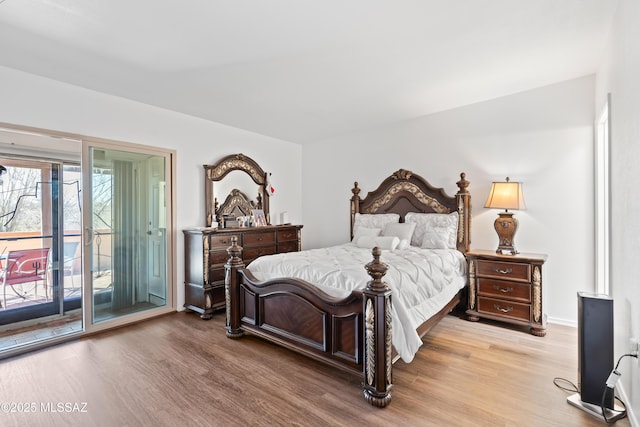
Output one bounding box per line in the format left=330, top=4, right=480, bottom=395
left=547, top=316, right=577, bottom=328
left=617, top=382, right=638, bottom=427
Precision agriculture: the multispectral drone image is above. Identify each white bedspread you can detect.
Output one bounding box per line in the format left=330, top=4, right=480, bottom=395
left=246, top=243, right=467, bottom=363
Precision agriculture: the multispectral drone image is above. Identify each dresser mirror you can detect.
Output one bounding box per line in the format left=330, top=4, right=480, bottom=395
left=204, top=153, right=270, bottom=227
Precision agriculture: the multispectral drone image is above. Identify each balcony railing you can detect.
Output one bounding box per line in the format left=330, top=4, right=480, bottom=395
left=0, top=230, right=112, bottom=311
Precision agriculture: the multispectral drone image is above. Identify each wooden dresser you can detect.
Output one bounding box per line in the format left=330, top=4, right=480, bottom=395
left=465, top=249, right=547, bottom=336
left=183, top=224, right=303, bottom=319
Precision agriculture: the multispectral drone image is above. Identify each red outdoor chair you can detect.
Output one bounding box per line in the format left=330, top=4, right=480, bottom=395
left=1, top=248, right=50, bottom=309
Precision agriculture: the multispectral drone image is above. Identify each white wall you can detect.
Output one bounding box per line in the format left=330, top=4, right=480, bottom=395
left=595, top=0, right=640, bottom=423
left=302, top=75, right=596, bottom=326
left=0, top=65, right=303, bottom=310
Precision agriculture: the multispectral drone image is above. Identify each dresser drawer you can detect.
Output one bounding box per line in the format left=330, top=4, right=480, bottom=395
left=209, top=250, right=229, bottom=266
left=244, top=245, right=276, bottom=261
left=277, top=228, right=298, bottom=242
left=209, top=234, right=235, bottom=248
left=277, top=241, right=299, bottom=253
left=476, top=259, right=531, bottom=283
left=478, top=296, right=530, bottom=322
left=478, top=278, right=531, bottom=303
left=243, top=231, right=275, bottom=246
left=210, top=285, right=225, bottom=309
left=208, top=266, right=226, bottom=283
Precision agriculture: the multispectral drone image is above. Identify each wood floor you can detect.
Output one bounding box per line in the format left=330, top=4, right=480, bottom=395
left=0, top=310, right=631, bottom=427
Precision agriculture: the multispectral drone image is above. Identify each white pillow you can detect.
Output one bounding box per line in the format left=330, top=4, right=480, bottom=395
left=353, top=213, right=400, bottom=238
left=382, top=222, right=416, bottom=246
left=397, top=239, right=410, bottom=250
left=352, top=226, right=382, bottom=243
left=420, top=230, right=454, bottom=249
left=405, top=212, right=459, bottom=249
left=356, top=235, right=400, bottom=251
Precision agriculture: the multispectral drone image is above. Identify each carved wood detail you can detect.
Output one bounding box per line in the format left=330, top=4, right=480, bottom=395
left=217, top=189, right=260, bottom=217
left=225, top=236, right=245, bottom=339
left=365, top=299, right=375, bottom=386
left=533, top=266, right=541, bottom=323
left=206, top=153, right=265, bottom=184
left=391, top=169, right=412, bottom=180
left=385, top=295, right=392, bottom=386
left=468, top=259, right=476, bottom=310
left=204, top=153, right=269, bottom=227
left=364, top=182, right=450, bottom=214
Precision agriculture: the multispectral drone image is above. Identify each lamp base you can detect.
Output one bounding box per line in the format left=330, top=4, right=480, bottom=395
left=494, top=211, right=519, bottom=254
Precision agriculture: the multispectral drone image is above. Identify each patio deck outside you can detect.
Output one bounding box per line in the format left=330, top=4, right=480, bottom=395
left=0, top=230, right=113, bottom=312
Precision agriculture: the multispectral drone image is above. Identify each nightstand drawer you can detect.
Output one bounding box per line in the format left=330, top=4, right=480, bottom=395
left=478, top=297, right=530, bottom=322
left=243, top=231, right=275, bottom=246
left=478, top=278, right=531, bottom=303
left=476, top=259, right=531, bottom=283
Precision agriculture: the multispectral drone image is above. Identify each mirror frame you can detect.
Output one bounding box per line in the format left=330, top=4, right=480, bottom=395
left=204, top=153, right=269, bottom=227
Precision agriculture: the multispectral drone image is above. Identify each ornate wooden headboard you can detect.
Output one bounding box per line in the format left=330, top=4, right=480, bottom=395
left=216, top=188, right=260, bottom=218
left=350, top=169, right=471, bottom=252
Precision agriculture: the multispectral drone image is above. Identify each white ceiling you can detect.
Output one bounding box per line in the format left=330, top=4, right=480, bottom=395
left=0, top=0, right=618, bottom=144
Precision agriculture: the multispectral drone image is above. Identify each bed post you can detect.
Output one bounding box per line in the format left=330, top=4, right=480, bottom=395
left=455, top=172, right=471, bottom=253
left=350, top=182, right=361, bottom=240
left=362, top=247, right=393, bottom=407
left=225, top=236, right=245, bottom=338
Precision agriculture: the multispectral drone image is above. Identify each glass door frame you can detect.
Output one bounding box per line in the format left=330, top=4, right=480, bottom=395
left=81, top=138, right=176, bottom=333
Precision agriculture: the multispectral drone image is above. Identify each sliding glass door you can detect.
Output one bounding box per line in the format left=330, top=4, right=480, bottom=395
left=0, top=124, right=175, bottom=355
left=0, top=158, right=85, bottom=323
left=83, top=143, right=172, bottom=327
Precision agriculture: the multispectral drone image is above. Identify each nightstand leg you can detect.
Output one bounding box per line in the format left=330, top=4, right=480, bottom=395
left=466, top=311, right=480, bottom=322
left=530, top=326, right=546, bottom=337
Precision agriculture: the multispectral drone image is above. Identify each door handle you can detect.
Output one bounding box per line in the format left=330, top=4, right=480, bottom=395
left=84, top=227, right=94, bottom=246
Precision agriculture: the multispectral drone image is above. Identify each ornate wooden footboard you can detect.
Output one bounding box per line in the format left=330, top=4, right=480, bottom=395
left=224, top=170, right=471, bottom=407
left=225, top=240, right=393, bottom=406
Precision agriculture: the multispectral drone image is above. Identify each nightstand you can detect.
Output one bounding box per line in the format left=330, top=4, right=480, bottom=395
left=465, top=249, right=547, bottom=336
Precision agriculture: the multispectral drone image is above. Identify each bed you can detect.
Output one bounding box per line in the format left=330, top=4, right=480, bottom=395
left=223, top=169, right=471, bottom=407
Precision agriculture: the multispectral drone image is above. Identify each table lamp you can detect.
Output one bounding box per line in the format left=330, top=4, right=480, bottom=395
left=484, top=177, right=526, bottom=254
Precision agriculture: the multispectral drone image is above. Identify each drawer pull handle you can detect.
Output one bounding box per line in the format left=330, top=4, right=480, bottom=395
left=493, top=285, right=513, bottom=293
left=495, top=268, right=512, bottom=275
left=493, top=304, right=513, bottom=313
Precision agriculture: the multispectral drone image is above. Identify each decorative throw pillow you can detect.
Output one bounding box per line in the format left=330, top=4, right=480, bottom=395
left=381, top=222, right=416, bottom=250
left=351, top=226, right=382, bottom=243
left=356, top=235, right=400, bottom=251
left=353, top=213, right=400, bottom=238
left=405, top=212, right=459, bottom=249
